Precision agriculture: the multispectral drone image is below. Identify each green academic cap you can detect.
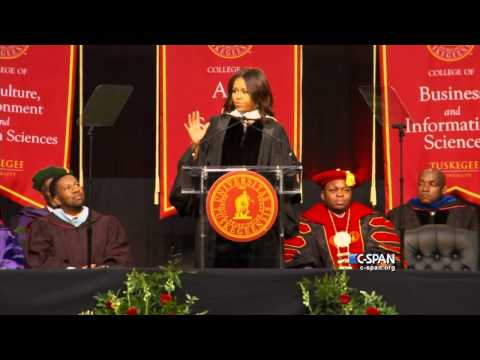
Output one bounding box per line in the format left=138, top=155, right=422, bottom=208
left=32, top=166, right=69, bottom=191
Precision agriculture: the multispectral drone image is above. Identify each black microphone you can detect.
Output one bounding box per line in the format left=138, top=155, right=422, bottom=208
left=195, top=113, right=300, bottom=166
left=243, top=118, right=302, bottom=204
left=197, top=113, right=244, bottom=147
left=195, top=113, right=245, bottom=164
left=243, top=117, right=299, bottom=164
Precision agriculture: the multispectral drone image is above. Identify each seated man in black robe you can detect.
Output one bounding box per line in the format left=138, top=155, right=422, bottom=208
left=387, top=168, right=478, bottom=231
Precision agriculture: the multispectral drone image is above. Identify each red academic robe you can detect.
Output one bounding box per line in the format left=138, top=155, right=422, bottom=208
left=284, top=202, right=401, bottom=269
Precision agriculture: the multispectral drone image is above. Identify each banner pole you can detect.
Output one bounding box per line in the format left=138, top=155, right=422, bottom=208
left=79, top=45, right=84, bottom=187
left=155, top=45, right=160, bottom=206
left=370, top=45, right=377, bottom=208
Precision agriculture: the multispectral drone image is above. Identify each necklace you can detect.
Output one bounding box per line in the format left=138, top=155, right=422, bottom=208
left=331, top=211, right=346, bottom=218
left=328, top=208, right=352, bottom=268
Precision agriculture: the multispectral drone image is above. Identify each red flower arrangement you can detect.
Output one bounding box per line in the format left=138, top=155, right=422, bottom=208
left=298, top=271, right=398, bottom=315
left=80, top=258, right=207, bottom=315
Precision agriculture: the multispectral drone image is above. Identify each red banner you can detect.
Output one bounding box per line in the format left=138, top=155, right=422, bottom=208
left=0, top=45, right=76, bottom=208
left=381, top=45, right=480, bottom=210
left=157, top=45, right=302, bottom=219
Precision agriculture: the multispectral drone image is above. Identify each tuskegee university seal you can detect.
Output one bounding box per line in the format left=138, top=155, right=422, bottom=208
left=206, top=170, right=278, bottom=242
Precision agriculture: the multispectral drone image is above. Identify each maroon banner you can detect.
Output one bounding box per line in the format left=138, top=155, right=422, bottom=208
left=0, top=45, right=76, bottom=208
left=157, top=45, right=302, bottom=218
left=381, top=45, right=480, bottom=210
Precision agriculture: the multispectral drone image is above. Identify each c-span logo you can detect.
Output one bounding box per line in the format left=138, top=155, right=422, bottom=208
left=348, top=253, right=396, bottom=271
left=208, top=45, right=253, bottom=59
left=206, top=171, right=278, bottom=242
left=0, top=45, right=29, bottom=60
left=427, top=45, right=474, bottom=62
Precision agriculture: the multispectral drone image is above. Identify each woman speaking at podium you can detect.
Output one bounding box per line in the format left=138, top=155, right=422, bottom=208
left=170, top=68, right=300, bottom=268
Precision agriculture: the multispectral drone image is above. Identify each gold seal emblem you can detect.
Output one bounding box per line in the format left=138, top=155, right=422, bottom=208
left=206, top=170, right=278, bottom=242
left=0, top=45, right=29, bottom=60
left=427, top=45, right=474, bottom=62
left=208, top=45, right=253, bottom=59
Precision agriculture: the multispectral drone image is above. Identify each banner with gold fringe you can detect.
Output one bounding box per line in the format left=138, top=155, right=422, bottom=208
left=156, top=45, right=302, bottom=219
left=0, top=45, right=76, bottom=208
left=381, top=45, right=480, bottom=209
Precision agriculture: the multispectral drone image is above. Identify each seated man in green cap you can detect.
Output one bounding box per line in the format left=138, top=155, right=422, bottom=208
left=27, top=173, right=133, bottom=268
left=11, top=166, right=68, bottom=250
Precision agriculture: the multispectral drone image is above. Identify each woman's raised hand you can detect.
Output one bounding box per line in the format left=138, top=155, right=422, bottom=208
left=184, top=110, right=210, bottom=145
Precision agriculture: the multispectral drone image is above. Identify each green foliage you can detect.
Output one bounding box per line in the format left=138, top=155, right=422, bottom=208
left=298, top=271, right=398, bottom=315
left=80, top=257, right=207, bottom=315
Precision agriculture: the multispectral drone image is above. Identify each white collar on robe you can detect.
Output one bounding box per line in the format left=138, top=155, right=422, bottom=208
left=52, top=206, right=89, bottom=227
left=226, top=109, right=277, bottom=122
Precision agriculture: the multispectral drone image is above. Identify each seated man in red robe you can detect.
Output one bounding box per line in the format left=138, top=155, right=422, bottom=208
left=284, top=169, right=401, bottom=269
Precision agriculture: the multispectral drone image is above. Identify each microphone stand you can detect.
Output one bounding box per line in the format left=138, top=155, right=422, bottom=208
left=193, top=115, right=246, bottom=270
left=392, top=123, right=406, bottom=268
left=240, top=117, right=301, bottom=269
left=78, top=84, right=133, bottom=269
left=86, top=126, right=94, bottom=269
left=242, top=118, right=298, bottom=164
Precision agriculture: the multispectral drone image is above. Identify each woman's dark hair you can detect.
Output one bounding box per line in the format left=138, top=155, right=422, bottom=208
left=223, top=68, right=274, bottom=120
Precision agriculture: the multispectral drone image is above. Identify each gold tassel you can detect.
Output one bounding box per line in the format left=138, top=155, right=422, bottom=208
left=346, top=170, right=356, bottom=187
left=154, top=45, right=160, bottom=205
left=79, top=45, right=84, bottom=187
left=298, top=45, right=304, bottom=203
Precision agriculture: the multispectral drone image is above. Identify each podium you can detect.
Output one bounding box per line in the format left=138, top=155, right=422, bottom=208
left=181, top=165, right=302, bottom=270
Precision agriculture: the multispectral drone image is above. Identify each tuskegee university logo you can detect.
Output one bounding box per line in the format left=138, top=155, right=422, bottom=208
left=427, top=45, right=474, bottom=62
left=206, top=171, right=278, bottom=242
left=208, top=45, right=253, bottom=59
left=0, top=45, right=29, bottom=60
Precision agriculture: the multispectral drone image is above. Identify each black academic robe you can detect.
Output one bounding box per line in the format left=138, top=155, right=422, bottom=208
left=387, top=198, right=479, bottom=231
left=170, top=114, right=301, bottom=268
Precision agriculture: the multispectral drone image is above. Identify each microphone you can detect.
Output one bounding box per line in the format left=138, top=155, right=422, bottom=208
left=243, top=117, right=299, bottom=164
left=207, top=113, right=296, bottom=163
left=197, top=113, right=244, bottom=146
left=195, top=112, right=300, bottom=166
left=194, top=113, right=244, bottom=164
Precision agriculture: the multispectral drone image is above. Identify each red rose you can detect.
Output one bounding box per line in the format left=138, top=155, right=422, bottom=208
left=160, top=293, right=173, bottom=305
left=127, top=306, right=138, bottom=316
left=366, top=306, right=381, bottom=315
left=339, top=293, right=350, bottom=305
left=106, top=300, right=113, bottom=310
